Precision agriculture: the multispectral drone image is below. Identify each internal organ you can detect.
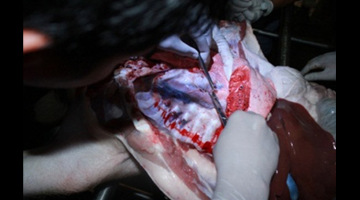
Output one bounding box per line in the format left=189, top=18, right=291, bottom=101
left=268, top=99, right=336, bottom=200
left=115, top=24, right=276, bottom=153
left=89, top=21, right=336, bottom=200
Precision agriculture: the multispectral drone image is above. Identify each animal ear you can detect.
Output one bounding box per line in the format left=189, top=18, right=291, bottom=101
left=23, top=29, right=51, bottom=53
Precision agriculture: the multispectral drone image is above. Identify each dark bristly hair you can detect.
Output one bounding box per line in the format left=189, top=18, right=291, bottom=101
left=23, top=0, right=228, bottom=59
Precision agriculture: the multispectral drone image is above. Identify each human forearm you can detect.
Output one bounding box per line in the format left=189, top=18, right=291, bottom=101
left=23, top=152, right=71, bottom=196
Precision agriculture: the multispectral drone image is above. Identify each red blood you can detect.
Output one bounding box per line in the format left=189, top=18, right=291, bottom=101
left=188, top=67, right=201, bottom=73
left=154, top=100, right=159, bottom=107
left=201, top=142, right=213, bottom=154
left=191, top=134, right=199, bottom=143
left=226, top=66, right=251, bottom=116
left=154, top=101, right=215, bottom=152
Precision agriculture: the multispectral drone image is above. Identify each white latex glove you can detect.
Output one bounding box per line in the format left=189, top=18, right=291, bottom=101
left=158, top=24, right=212, bottom=67
left=228, top=0, right=274, bottom=23
left=301, top=51, right=336, bottom=81
left=212, top=111, right=279, bottom=200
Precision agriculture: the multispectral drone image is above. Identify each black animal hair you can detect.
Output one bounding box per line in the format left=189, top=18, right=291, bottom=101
left=23, top=0, right=228, bottom=59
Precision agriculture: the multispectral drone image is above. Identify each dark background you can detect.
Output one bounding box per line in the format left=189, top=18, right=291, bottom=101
left=23, top=0, right=336, bottom=199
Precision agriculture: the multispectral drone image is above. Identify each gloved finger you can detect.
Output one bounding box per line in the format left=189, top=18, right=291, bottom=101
left=232, top=0, right=253, bottom=8
left=302, top=65, right=336, bottom=81
left=303, top=71, right=326, bottom=81
left=261, top=0, right=274, bottom=16
left=300, top=61, right=323, bottom=75
left=230, top=0, right=253, bottom=12
left=231, top=13, right=246, bottom=22
left=301, top=51, right=336, bottom=75
left=213, top=111, right=279, bottom=168
left=242, top=9, right=263, bottom=22
left=158, top=35, right=198, bottom=59
left=212, top=110, right=279, bottom=200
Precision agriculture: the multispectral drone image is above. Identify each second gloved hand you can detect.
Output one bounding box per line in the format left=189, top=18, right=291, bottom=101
left=212, top=111, right=279, bottom=200
left=228, top=0, right=274, bottom=23
left=301, top=51, right=336, bottom=81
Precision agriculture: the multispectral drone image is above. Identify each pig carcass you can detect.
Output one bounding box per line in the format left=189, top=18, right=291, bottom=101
left=88, top=21, right=336, bottom=200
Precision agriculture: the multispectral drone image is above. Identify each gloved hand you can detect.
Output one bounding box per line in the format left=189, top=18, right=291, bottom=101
left=23, top=88, right=141, bottom=196
left=158, top=23, right=213, bottom=67
left=301, top=51, right=336, bottom=81
left=228, top=0, right=274, bottom=23
left=212, top=111, right=279, bottom=200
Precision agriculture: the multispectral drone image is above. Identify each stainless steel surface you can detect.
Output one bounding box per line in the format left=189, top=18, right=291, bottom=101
left=252, top=28, right=334, bottom=49
left=279, top=5, right=293, bottom=66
